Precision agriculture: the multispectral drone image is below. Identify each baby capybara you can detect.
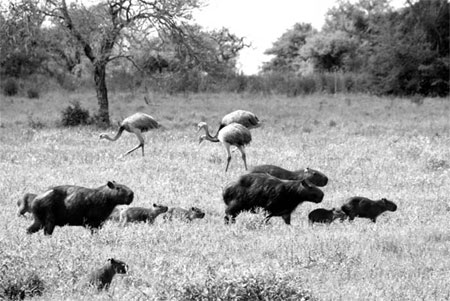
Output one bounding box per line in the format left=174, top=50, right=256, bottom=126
left=27, top=181, right=134, bottom=235
left=120, top=204, right=168, bottom=225
left=163, top=206, right=205, bottom=222
left=17, top=193, right=37, bottom=216
left=249, top=165, right=328, bottom=187
left=308, top=208, right=347, bottom=224
left=341, top=197, right=397, bottom=223
left=87, top=258, right=128, bottom=290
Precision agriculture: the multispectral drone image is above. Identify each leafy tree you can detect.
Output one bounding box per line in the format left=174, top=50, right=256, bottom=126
left=40, top=0, right=202, bottom=126
left=262, top=23, right=316, bottom=73
left=299, top=31, right=358, bottom=72
left=0, top=0, right=47, bottom=77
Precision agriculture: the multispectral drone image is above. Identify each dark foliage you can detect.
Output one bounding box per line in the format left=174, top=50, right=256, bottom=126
left=3, top=79, right=18, bottom=96
left=61, top=101, right=91, bottom=127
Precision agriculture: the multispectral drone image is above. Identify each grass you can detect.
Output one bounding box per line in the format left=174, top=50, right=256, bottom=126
left=0, top=91, right=450, bottom=300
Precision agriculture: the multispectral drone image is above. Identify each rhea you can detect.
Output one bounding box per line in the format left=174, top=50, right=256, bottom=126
left=197, top=121, right=252, bottom=172
left=214, top=110, right=261, bottom=136
left=99, top=112, right=159, bottom=156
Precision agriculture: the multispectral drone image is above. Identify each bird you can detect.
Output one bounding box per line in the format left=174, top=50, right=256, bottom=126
left=99, top=112, right=159, bottom=157
left=213, top=110, right=261, bottom=137
left=197, top=121, right=252, bottom=172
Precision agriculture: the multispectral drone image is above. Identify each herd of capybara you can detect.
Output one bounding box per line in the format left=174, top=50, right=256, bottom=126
left=14, top=110, right=398, bottom=293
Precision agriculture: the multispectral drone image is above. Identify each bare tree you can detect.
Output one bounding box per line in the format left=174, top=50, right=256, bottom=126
left=41, top=0, right=201, bottom=125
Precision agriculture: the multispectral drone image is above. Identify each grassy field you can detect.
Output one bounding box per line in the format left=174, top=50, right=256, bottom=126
left=1, top=91, right=449, bottom=300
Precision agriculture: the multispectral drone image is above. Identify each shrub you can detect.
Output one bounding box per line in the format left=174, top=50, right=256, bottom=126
left=26, top=88, right=39, bottom=99
left=61, top=101, right=91, bottom=126
left=3, top=79, right=18, bottom=96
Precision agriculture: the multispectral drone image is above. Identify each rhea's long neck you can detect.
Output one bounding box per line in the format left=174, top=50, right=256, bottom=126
left=102, top=127, right=124, bottom=141
left=199, top=125, right=219, bottom=142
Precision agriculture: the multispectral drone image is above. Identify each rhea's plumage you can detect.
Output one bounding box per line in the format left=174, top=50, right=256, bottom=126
left=99, top=112, right=159, bottom=157
left=214, top=110, right=260, bottom=137
left=197, top=121, right=252, bottom=172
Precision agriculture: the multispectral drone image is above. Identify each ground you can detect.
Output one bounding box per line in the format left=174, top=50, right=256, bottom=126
left=0, top=92, right=449, bottom=300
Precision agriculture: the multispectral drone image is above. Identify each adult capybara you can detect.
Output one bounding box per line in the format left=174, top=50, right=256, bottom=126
left=308, top=208, right=347, bottom=224
left=87, top=258, right=128, bottom=290
left=26, top=181, right=134, bottom=235
left=223, top=173, right=324, bottom=224
left=163, top=206, right=205, bottom=222
left=120, top=204, right=168, bottom=225
left=17, top=193, right=37, bottom=216
left=341, top=197, right=397, bottom=223
left=249, top=164, right=328, bottom=186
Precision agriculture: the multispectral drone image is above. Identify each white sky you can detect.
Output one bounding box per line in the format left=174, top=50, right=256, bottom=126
left=193, top=0, right=405, bottom=75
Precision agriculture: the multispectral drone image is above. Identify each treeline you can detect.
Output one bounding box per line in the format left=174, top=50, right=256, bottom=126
left=1, top=0, right=449, bottom=98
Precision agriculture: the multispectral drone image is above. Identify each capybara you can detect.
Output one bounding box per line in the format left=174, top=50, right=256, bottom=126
left=223, top=173, right=324, bottom=224
left=249, top=164, right=328, bottom=187
left=163, top=206, right=205, bottom=222
left=87, top=258, right=128, bottom=290
left=341, top=197, right=397, bottom=223
left=26, top=181, right=134, bottom=235
left=120, top=204, right=168, bottom=225
left=308, top=208, right=347, bottom=224
left=17, top=193, right=37, bottom=216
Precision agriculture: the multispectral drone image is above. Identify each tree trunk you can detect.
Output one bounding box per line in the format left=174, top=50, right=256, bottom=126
left=94, top=61, right=110, bottom=126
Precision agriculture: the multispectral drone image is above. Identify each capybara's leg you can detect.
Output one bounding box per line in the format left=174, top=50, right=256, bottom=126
left=224, top=201, right=242, bottom=224
left=43, top=214, right=56, bottom=235
left=26, top=220, right=43, bottom=234
left=281, top=214, right=291, bottom=225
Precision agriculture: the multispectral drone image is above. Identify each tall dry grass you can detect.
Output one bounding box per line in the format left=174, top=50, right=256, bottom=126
left=0, top=91, right=449, bottom=300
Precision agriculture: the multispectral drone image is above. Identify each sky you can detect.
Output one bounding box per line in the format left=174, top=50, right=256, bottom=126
left=193, top=0, right=405, bottom=75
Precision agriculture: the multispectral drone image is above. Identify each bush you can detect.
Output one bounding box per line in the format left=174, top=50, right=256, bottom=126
left=3, top=79, right=18, bottom=96
left=26, top=88, right=39, bottom=99
left=61, top=101, right=91, bottom=127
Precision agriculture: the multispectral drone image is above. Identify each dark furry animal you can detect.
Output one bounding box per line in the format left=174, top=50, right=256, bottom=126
left=120, top=204, right=168, bottom=225
left=163, top=207, right=205, bottom=222
left=341, top=197, right=397, bottom=223
left=26, top=181, right=134, bottom=235
left=223, top=173, right=324, bottom=224
left=87, top=258, right=128, bottom=290
left=308, top=208, right=347, bottom=224
left=17, top=193, right=37, bottom=216
left=249, top=165, right=328, bottom=187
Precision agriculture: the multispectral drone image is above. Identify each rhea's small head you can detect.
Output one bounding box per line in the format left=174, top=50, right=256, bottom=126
left=199, top=135, right=207, bottom=145
left=197, top=122, right=208, bottom=133
left=99, top=133, right=107, bottom=140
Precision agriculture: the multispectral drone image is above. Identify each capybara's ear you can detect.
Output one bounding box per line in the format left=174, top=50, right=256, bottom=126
left=304, top=167, right=310, bottom=173
left=107, top=181, right=116, bottom=189
left=107, top=258, right=116, bottom=264
left=153, top=203, right=157, bottom=207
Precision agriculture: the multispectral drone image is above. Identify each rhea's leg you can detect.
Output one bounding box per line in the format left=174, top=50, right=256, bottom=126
left=224, top=143, right=232, bottom=172
left=237, top=146, right=247, bottom=170
left=124, top=129, right=145, bottom=156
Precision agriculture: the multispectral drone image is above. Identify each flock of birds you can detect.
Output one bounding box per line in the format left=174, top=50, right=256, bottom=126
left=100, top=110, right=259, bottom=171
